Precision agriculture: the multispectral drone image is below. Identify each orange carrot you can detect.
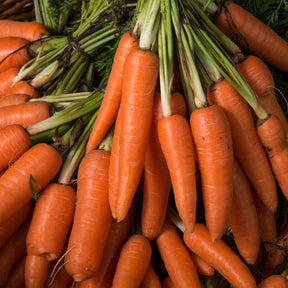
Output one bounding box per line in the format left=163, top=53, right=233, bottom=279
left=6, top=80, right=40, bottom=98
left=0, top=37, right=31, bottom=72
left=189, top=251, right=215, bottom=276
left=236, top=55, right=288, bottom=137
left=65, top=149, right=112, bottom=282
left=86, top=32, right=139, bottom=152
left=155, top=218, right=201, bottom=288
left=190, top=104, right=234, bottom=242
left=26, top=183, right=75, bottom=261
left=139, top=264, right=161, bottom=288
left=0, top=124, right=31, bottom=171
left=0, top=142, right=62, bottom=224
left=161, top=276, right=176, bottom=288
left=0, top=100, right=50, bottom=130
left=0, top=67, right=19, bottom=96
left=5, top=255, right=26, bottom=288
left=158, top=114, right=197, bottom=233
left=183, top=223, right=257, bottom=288
left=0, top=93, right=30, bottom=108
left=45, top=260, right=72, bottom=288
left=230, top=158, right=260, bottom=265
left=141, top=91, right=187, bottom=239
left=111, top=234, right=152, bottom=288
left=258, top=275, right=288, bottom=288
left=214, top=1, right=288, bottom=72
left=207, top=79, right=278, bottom=212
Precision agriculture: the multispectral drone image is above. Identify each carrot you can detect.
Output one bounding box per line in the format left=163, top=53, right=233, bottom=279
left=161, top=276, right=176, bottom=288
left=0, top=100, right=50, bottom=130
left=5, top=255, right=26, bottom=288
left=0, top=142, right=62, bottom=224
left=156, top=218, right=201, bottom=288
left=79, top=205, right=135, bottom=288
left=6, top=80, right=40, bottom=98
left=236, top=55, right=288, bottom=137
left=189, top=251, right=215, bottom=276
left=214, top=1, right=288, bottom=72
left=116, top=48, right=159, bottom=222
left=141, top=91, right=187, bottom=239
left=65, top=149, right=112, bottom=282
left=258, top=275, right=288, bottom=288
left=25, top=254, right=50, bottom=288
left=26, top=183, right=75, bottom=261
left=0, top=67, right=19, bottom=96
left=139, top=264, right=161, bottom=288
left=86, top=32, right=139, bottom=152
left=45, top=260, right=72, bottom=288
left=158, top=114, right=197, bottom=233
left=0, top=124, right=31, bottom=171
left=0, top=37, right=31, bottom=72
left=207, top=79, right=278, bottom=212
left=183, top=223, right=257, bottom=288
left=111, top=234, right=152, bottom=288
left=229, top=158, right=260, bottom=265
left=256, top=114, right=288, bottom=201
left=189, top=104, right=234, bottom=242
left=0, top=93, right=31, bottom=108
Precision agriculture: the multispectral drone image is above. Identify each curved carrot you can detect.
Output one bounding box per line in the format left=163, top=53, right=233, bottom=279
left=189, top=251, right=215, bottom=276
left=5, top=255, right=26, bottom=288
left=86, top=32, right=139, bottom=152
left=141, top=91, right=187, bottom=239
left=158, top=114, right=197, bottom=233
left=45, top=260, right=72, bottom=288
left=6, top=80, right=40, bottom=98
left=0, top=101, right=50, bottom=130
left=65, top=149, right=112, bottom=282
left=214, top=1, right=288, bottom=72
left=207, top=79, right=278, bottom=212
left=139, top=264, right=161, bottom=288
left=190, top=104, right=234, bottom=242
left=0, top=124, right=31, bottom=171
left=183, top=223, right=257, bottom=288
left=155, top=218, right=201, bottom=288
left=0, top=67, right=19, bottom=97
left=116, top=48, right=159, bottom=222
left=111, top=234, right=152, bottom=288
left=0, top=93, right=31, bottom=108
left=26, top=183, right=75, bottom=261
left=0, top=142, right=62, bottom=224
left=0, top=37, right=31, bottom=72
left=258, top=275, right=288, bottom=288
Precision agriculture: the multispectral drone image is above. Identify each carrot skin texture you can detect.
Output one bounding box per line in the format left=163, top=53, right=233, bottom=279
left=184, top=223, right=257, bottom=288
left=189, top=251, right=215, bottom=276
left=5, top=255, right=26, bottom=288
left=161, top=276, right=176, bottom=288
left=0, top=93, right=30, bottom=108
left=139, top=264, right=161, bottom=288
left=116, top=49, right=159, bottom=222
left=6, top=81, right=40, bottom=98
left=158, top=114, right=197, bottom=233
left=214, top=1, right=288, bottom=72
left=258, top=275, right=288, bottom=288
left=0, top=67, right=19, bottom=96
left=0, top=142, right=62, bottom=224
left=111, top=234, right=152, bottom=288
left=86, top=32, right=139, bottom=152
left=190, top=104, right=234, bottom=242
left=156, top=218, right=201, bottom=288
left=65, top=150, right=112, bottom=282
left=26, top=183, right=75, bottom=261
left=0, top=124, right=31, bottom=171
left=0, top=101, right=50, bottom=130
left=207, top=79, right=277, bottom=212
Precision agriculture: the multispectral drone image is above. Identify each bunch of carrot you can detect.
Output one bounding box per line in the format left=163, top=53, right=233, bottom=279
left=0, top=0, right=288, bottom=287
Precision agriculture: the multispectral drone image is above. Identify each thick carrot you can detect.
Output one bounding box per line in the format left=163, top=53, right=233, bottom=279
left=214, top=1, right=288, bottom=72
left=139, top=264, right=161, bottom=288
left=190, top=104, right=234, bottom=242
left=65, top=149, right=112, bottom=282
left=258, top=275, right=288, bottom=288
left=116, top=48, right=159, bottom=222
left=45, top=260, right=72, bottom=288
left=5, top=255, right=26, bottom=288
left=230, top=158, right=260, bottom=265
left=0, top=124, right=31, bottom=171
left=155, top=218, right=201, bottom=288
left=25, top=254, right=50, bottom=288
left=236, top=55, right=288, bottom=138
left=0, top=37, right=31, bottom=72
left=111, top=234, right=152, bottom=288
left=86, top=32, right=139, bottom=152
left=0, top=93, right=30, bottom=108
left=79, top=205, right=135, bottom=288
left=26, top=183, right=75, bottom=261
left=183, top=223, right=257, bottom=288
left=0, top=142, right=62, bottom=224
left=142, top=91, right=187, bottom=239
left=158, top=114, right=197, bottom=233
left=161, top=276, right=176, bottom=288
left=0, top=67, right=19, bottom=96
left=189, top=251, right=215, bottom=276
left=207, top=79, right=278, bottom=212
left=0, top=100, right=50, bottom=130
left=6, top=80, right=40, bottom=98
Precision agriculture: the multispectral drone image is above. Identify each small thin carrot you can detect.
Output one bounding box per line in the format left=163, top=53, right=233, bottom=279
left=86, top=31, right=139, bottom=152
left=6, top=80, right=40, bottom=98
left=5, top=255, right=26, bottom=288
left=0, top=67, right=20, bottom=97
left=189, top=251, right=215, bottom=276
left=26, top=183, right=75, bottom=261
left=139, top=264, right=161, bottom=288
left=155, top=218, right=201, bottom=288
left=0, top=142, right=62, bottom=225
left=0, top=93, right=30, bottom=108
left=0, top=100, right=50, bottom=130
left=111, top=234, right=152, bottom=288
left=258, top=275, right=288, bottom=288
left=183, top=223, right=257, bottom=288
left=65, top=149, right=112, bottom=282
